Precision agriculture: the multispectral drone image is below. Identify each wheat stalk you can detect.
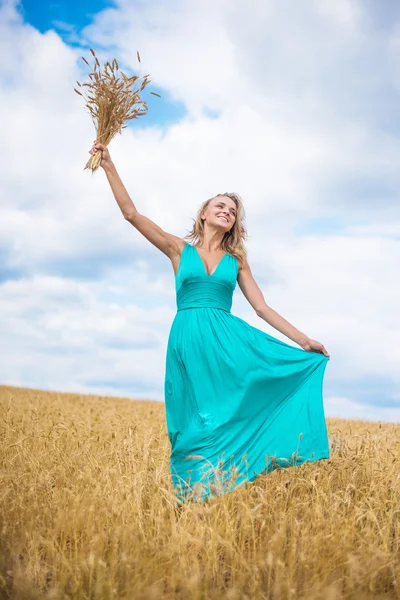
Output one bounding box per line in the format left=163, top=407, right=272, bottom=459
left=74, top=48, right=161, bottom=173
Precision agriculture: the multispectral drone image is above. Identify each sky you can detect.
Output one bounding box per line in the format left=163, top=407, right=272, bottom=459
left=0, top=0, right=399, bottom=422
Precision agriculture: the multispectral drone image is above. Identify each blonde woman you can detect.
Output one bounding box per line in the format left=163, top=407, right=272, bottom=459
left=90, top=141, right=330, bottom=505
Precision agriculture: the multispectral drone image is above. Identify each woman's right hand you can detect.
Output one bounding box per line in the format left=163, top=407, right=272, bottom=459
left=89, top=140, right=113, bottom=170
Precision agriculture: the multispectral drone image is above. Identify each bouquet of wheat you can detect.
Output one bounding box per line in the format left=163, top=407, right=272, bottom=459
left=74, top=48, right=160, bottom=173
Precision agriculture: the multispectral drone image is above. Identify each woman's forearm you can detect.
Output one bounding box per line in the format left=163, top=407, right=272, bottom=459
left=102, top=162, right=138, bottom=220
left=257, top=305, right=309, bottom=348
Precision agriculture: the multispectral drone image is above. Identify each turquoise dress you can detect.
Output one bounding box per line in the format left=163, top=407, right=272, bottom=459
left=164, top=241, right=330, bottom=504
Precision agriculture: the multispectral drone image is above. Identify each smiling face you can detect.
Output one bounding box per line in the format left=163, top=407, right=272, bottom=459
left=201, top=196, right=237, bottom=232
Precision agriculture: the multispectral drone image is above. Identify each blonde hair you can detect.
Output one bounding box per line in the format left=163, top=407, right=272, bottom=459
left=184, top=192, right=248, bottom=267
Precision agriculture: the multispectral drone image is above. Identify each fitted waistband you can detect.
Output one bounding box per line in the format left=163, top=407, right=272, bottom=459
left=176, top=280, right=233, bottom=313
left=177, top=305, right=231, bottom=313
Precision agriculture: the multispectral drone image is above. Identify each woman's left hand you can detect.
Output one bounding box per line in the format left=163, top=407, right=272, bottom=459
left=301, top=337, right=330, bottom=358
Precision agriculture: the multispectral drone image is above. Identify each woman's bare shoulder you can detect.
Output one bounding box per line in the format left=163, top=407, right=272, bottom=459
left=168, top=237, right=188, bottom=275
left=169, top=236, right=187, bottom=254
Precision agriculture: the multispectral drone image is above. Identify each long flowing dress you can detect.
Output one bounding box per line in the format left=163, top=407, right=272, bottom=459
left=164, top=241, right=330, bottom=504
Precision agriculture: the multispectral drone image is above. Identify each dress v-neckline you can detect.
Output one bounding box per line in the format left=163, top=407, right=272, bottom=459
left=193, top=244, right=227, bottom=277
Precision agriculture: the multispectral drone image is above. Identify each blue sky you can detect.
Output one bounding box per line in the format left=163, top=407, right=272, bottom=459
left=0, top=0, right=399, bottom=422
left=20, top=0, right=115, bottom=34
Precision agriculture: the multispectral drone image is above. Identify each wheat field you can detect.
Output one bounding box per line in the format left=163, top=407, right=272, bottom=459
left=0, top=384, right=399, bottom=600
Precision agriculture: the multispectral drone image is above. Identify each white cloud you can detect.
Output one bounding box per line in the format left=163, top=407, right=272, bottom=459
left=0, top=0, right=399, bottom=421
left=325, top=395, right=400, bottom=424
left=0, top=274, right=173, bottom=399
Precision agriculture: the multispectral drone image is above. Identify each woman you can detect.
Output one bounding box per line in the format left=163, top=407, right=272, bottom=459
left=89, top=140, right=331, bottom=505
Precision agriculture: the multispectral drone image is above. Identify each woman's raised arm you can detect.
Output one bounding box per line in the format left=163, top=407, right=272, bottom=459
left=89, top=141, right=183, bottom=260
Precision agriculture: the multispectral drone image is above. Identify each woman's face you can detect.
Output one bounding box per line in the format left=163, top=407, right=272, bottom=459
left=202, top=196, right=237, bottom=231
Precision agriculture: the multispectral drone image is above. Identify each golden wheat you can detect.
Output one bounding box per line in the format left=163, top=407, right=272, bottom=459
left=0, top=384, right=399, bottom=599
left=74, top=49, right=160, bottom=173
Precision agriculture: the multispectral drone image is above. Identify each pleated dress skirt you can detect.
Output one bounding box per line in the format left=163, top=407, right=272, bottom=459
left=164, top=242, right=330, bottom=504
